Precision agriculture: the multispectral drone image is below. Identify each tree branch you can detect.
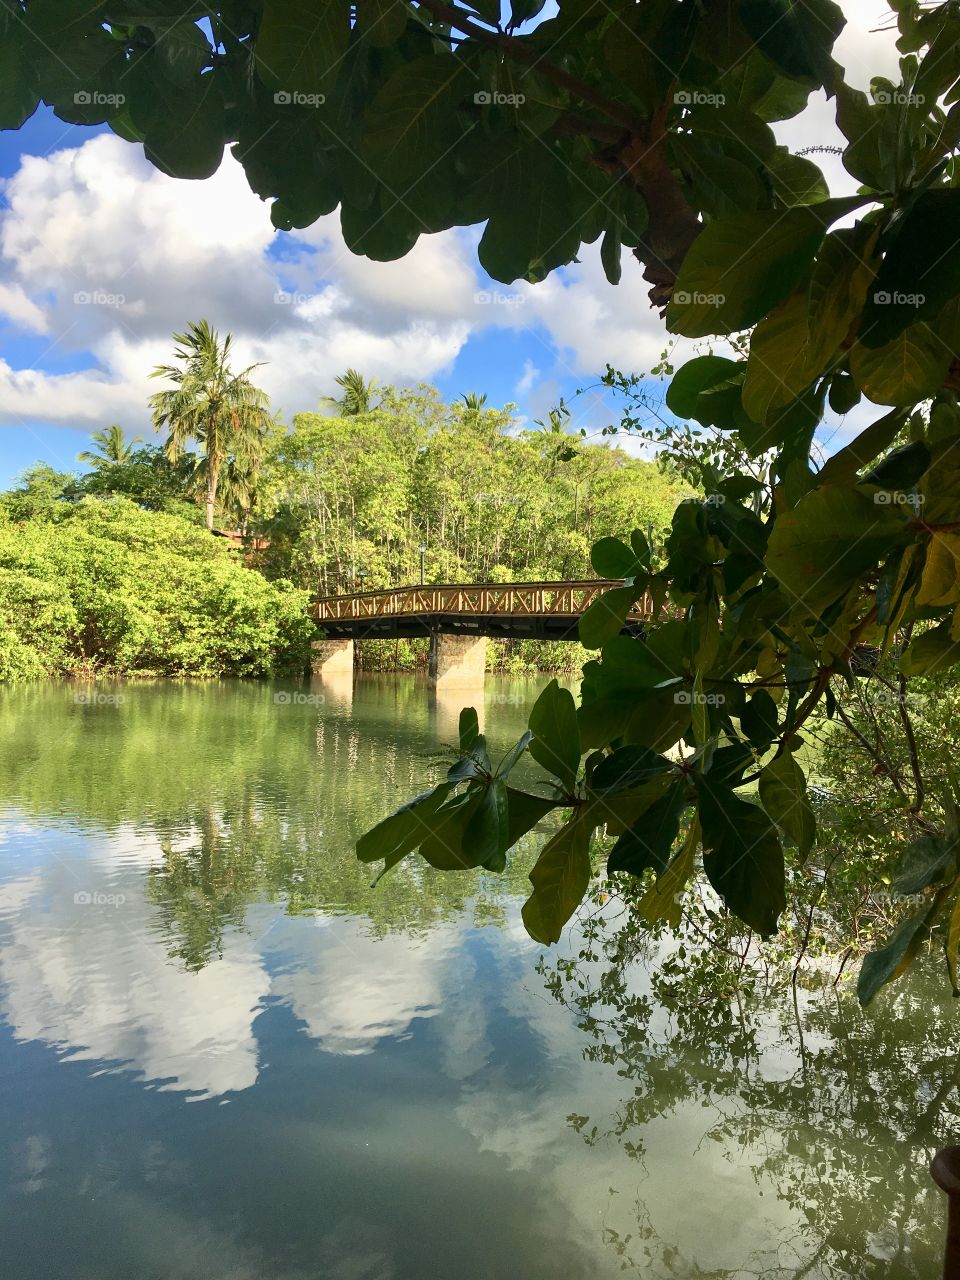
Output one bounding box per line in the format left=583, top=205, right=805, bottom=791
left=897, top=669, right=925, bottom=816
left=412, top=0, right=703, bottom=302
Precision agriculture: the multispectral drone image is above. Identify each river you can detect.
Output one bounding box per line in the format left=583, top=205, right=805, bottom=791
left=0, top=677, right=953, bottom=1279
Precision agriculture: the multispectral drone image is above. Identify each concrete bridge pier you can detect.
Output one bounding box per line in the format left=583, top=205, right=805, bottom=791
left=428, top=633, right=487, bottom=691
left=428, top=633, right=487, bottom=744
left=311, top=638, right=354, bottom=679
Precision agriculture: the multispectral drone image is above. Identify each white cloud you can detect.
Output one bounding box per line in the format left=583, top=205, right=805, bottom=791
left=515, top=358, right=539, bottom=396
left=272, top=920, right=460, bottom=1055
left=0, top=135, right=480, bottom=428
left=0, top=282, right=48, bottom=332
left=0, top=356, right=145, bottom=426
left=0, top=854, right=268, bottom=1099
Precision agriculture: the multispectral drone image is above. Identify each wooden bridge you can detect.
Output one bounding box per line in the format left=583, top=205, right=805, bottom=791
left=313, top=580, right=651, bottom=641
left=310, top=579, right=653, bottom=688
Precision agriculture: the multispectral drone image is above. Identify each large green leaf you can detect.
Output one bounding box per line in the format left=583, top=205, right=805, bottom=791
left=683, top=104, right=777, bottom=163
left=38, top=30, right=130, bottom=127
left=859, top=189, right=960, bottom=348
left=459, top=706, right=481, bottom=752
left=850, top=324, right=953, bottom=406
left=495, top=730, right=532, bottom=779
left=357, top=0, right=409, bottom=47
left=340, top=191, right=421, bottom=260
left=528, top=678, right=580, bottom=792
left=356, top=781, right=455, bottom=863
left=505, top=787, right=559, bottom=847
left=741, top=689, right=778, bottom=751
left=235, top=106, right=339, bottom=223
left=256, top=0, right=350, bottom=98
left=759, top=750, right=816, bottom=858
left=590, top=533, right=649, bottom=578
left=742, top=225, right=880, bottom=419
left=362, top=54, right=470, bottom=186
left=636, top=816, right=699, bottom=928
left=916, top=534, right=960, bottom=608
left=901, top=621, right=960, bottom=676
left=0, top=30, right=39, bottom=129
left=919, top=438, right=960, bottom=524
left=765, top=147, right=829, bottom=205
left=666, top=356, right=744, bottom=419
left=607, top=779, right=688, bottom=878
left=738, top=0, right=845, bottom=87
left=742, top=291, right=826, bottom=424
left=891, top=834, right=958, bottom=896
left=144, top=73, right=225, bottom=179
left=521, top=812, right=592, bottom=944
left=670, top=134, right=762, bottom=217
left=817, top=408, right=908, bottom=486
left=858, top=901, right=939, bottom=1006
left=24, top=0, right=108, bottom=39
left=417, top=789, right=487, bottom=870
left=718, top=48, right=814, bottom=121
left=696, top=775, right=786, bottom=936
left=765, top=484, right=909, bottom=617
left=463, top=778, right=510, bottom=867
left=578, top=585, right=640, bottom=649
left=478, top=142, right=586, bottom=284
left=590, top=745, right=674, bottom=795
left=151, top=20, right=212, bottom=81
left=834, top=81, right=894, bottom=190
left=667, top=209, right=827, bottom=337
left=862, top=442, right=931, bottom=492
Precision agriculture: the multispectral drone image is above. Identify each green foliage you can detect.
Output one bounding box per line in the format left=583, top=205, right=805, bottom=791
left=0, top=0, right=838, bottom=293
left=257, top=385, right=683, bottom=594
left=332, top=0, right=960, bottom=1002
left=0, top=496, right=312, bottom=679
left=77, top=444, right=202, bottom=518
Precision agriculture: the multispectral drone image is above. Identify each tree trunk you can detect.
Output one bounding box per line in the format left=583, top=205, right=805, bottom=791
left=205, top=464, right=218, bottom=532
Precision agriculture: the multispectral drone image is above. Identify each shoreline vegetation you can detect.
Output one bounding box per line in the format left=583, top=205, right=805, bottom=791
left=0, top=357, right=687, bottom=683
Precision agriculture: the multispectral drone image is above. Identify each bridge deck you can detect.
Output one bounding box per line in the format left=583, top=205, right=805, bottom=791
left=313, top=580, right=651, bottom=640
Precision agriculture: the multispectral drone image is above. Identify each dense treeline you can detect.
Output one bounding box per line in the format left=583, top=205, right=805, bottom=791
left=0, top=489, right=311, bottom=681
left=256, top=386, right=686, bottom=595
left=0, top=370, right=686, bottom=680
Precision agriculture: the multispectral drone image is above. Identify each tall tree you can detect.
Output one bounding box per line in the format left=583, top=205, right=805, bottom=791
left=77, top=425, right=142, bottom=470
left=149, top=321, right=271, bottom=532
left=323, top=370, right=379, bottom=417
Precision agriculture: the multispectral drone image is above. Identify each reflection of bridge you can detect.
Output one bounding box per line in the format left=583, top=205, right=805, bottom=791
left=311, top=580, right=652, bottom=689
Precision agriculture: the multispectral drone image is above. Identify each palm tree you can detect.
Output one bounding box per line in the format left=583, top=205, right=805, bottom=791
left=532, top=404, right=571, bottom=435
left=149, top=320, right=271, bottom=531
left=323, top=369, right=379, bottom=416
left=460, top=391, right=488, bottom=414
left=77, top=424, right=142, bottom=470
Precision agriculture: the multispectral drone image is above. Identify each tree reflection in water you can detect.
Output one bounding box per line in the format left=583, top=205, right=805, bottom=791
left=539, top=889, right=957, bottom=1279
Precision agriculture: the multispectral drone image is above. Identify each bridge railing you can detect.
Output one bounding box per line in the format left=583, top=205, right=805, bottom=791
left=314, top=580, right=653, bottom=623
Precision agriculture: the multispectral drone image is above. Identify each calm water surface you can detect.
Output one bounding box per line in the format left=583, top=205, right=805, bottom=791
left=0, top=677, right=955, bottom=1279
